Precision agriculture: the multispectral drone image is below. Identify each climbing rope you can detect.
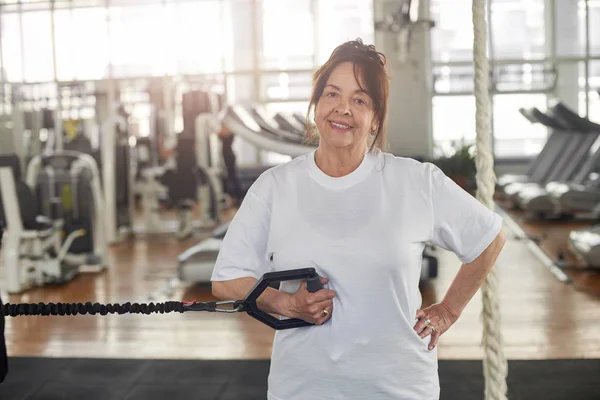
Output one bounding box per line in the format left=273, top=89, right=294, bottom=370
left=471, top=0, right=509, bottom=399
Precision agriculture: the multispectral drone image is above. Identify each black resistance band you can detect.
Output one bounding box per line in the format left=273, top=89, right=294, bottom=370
left=0, top=268, right=323, bottom=331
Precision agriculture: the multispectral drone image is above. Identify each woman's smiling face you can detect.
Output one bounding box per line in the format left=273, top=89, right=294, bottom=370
left=314, top=61, right=377, bottom=151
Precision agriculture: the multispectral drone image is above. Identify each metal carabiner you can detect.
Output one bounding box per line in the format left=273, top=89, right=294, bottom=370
left=182, top=300, right=242, bottom=313
left=214, top=300, right=243, bottom=313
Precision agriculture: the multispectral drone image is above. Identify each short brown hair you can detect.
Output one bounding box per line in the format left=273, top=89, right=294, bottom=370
left=306, top=38, right=390, bottom=152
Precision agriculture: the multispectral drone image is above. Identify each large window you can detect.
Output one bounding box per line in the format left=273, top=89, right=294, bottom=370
left=491, top=0, right=546, bottom=60
left=591, top=1, right=600, bottom=56
left=0, top=0, right=374, bottom=81
left=108, top=5, right=169, bottom=77
left=493, top=94, right=548, bottom=157
left=54, top=7, right=109, bottom=81
left=222, top=0, right=255, bottom=72
left=22, top=11, right=54, bottom=82
left=172, top=1, right=227, bottom=75
left=493, top=62, right=555, bottom=92
left=433, top=65, right=474, bottom=94
left=431, top=0, right=598, bottom=159
left=588, top=60, right=600, bottom=122
left=260, top=72, right=312, bottom=102
left=430, top=0, right=474, bottom=62
left=1, top=12, right=22, bottom=82
left=589, top=90, right=600, bottom=123
left=553, top=0, right=586, bottom=57
left=0, top=0, right=374, bottom=164
left=432, top=96, right=476, bottom=157
left=316, top=0, right=374, bottom=64
left=262, top=0, right=314, bottom=70
left=226, top=74, right=254, bottom=104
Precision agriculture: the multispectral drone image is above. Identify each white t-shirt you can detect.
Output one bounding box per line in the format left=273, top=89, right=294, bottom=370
left=211, top=148, right=503, bottom=400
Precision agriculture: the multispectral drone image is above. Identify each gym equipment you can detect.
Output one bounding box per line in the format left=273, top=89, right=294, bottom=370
left=176, top=222, right=228, bottom=282
left=518, top=103, right=600, bottom=218
left=222, top=106, right=315, bottom=157
left=131, top=134, right=183, bottom=236
left=551, top=177, right=600, bottom=218
left=293, top=112, right=307, bottom=128
left=568, top=226, right=600, bottom=268
left=99, top=111, right=135, bottom=243
left=25, top=151, right=108, bottom=269
left=1, top=267, right=325, bottom=331
left=274, top=112, right=305, bottom=136
left=133, top=89, right=225, bottom=238
left=182, top=89, right=224, bottom=136
left=496, top=107, right=570, bottom=191
left=0, top=153, right=95, bottom=294
left=193, top=104, right=313, bottom=202
left=502, top=102, right=598, bottom=207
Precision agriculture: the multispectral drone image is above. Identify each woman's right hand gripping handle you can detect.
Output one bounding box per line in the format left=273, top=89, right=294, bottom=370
left=285, top=276, right=336, bottom=325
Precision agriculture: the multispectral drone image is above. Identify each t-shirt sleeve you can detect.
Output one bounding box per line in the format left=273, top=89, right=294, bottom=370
left=210, top=180, right=272, bottom=282
left=428, top=163, right=503, bottom=264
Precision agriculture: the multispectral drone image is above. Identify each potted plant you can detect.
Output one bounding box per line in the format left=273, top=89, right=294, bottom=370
left=430, top=144, right=477, bottom=194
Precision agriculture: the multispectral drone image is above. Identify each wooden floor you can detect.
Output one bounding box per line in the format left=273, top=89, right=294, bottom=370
left=1, top=206, right=599, bottom=361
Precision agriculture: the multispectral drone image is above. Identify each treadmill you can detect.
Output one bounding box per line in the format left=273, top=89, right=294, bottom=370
left=274, top=112, right=306, bottom=136
left=518, top=102, right=600, bottom=217
left=223, top=105, right=315, bottom=156
left=568, top=226, right=600, bottom=268
left=497, top=107, right=571, bottom=192
left=565, top=90, right=600, bottom=269
left=293, top=112, right=307, bottom=128
left=221, top=105, right=316, bottom=194
left=249, top=106, right=307, bottom=144
left=502, top=102, right=594, bottom=206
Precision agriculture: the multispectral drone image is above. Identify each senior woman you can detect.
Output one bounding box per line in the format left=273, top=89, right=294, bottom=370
left=211, top=39, right=506, bottom=400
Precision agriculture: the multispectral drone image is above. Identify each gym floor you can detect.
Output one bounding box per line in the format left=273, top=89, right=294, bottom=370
left=2, top=207, right=599, bottom=362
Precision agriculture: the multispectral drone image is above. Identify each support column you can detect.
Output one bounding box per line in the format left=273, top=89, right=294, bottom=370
left=551, top=0, right=581, bottom=112
left=230, top=0, right=259, bottom=165
left=374, top=0, right=433, bottom=159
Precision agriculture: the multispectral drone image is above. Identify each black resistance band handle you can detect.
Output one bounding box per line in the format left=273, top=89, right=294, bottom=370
left=238, top=267, right=325, bottom=330
left=306, top=275, right=324, bottom=293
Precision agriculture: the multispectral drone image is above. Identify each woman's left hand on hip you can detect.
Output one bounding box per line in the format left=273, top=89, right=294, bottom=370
left=413, top=303, right=459, bottom=351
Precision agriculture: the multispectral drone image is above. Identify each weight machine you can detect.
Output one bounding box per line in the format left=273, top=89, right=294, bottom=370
left=0, top=152, right=107, bottom=294
left=100, top=111, right=136, bottom=244
left=133, top=90, right=227, bottom=238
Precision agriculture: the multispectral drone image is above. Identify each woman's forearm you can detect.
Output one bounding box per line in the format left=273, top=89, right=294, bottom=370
left=212, top=277, right=292, bottom=317
left=441, top=229, right=507, bottom=318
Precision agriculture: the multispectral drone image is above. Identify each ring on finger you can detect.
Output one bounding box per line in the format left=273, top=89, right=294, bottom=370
left=322, top=309, right=329, bottom=317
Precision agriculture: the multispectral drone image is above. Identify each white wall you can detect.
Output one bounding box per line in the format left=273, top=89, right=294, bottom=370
left=551, top=0, right=581, bottom=111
